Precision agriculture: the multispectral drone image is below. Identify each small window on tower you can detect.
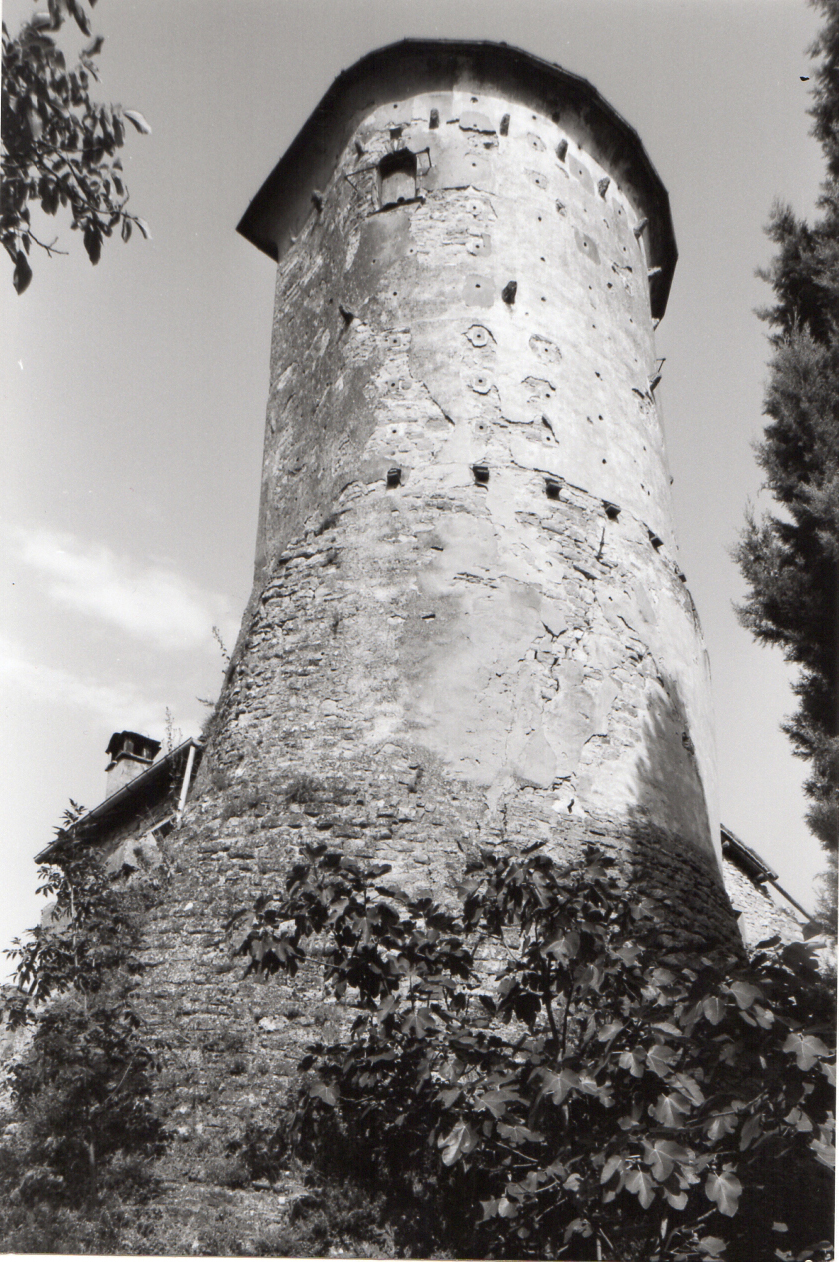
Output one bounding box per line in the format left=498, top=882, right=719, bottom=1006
left=378, top=149, right=417, bottom=209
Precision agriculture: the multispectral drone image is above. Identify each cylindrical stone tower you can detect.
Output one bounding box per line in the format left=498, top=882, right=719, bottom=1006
left=130, top=45, right=743, bottom=1206
left=203, top=40, right=736, bottom=948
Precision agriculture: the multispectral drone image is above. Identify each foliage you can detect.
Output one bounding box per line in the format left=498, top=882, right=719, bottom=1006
left=735, top=0, right=839, bottom=864
left=5, top=992, right=163, bottom=1201
left=6, top=835, right=142, bottom=1012
left=0, top=837, right=164, bottom=1222
left=811, top=0, right=839, bottom=183
left=228, top=844, right=836, bottom=1261
left=1, top=0, right=150, bottom=293
left=251, top=1181, right=399, bottom=1259
left=226, top=1118, right=289, bottom=1185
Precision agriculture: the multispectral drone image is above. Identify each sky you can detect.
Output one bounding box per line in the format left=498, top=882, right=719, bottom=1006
left=0, top=0, right=829, bottom=962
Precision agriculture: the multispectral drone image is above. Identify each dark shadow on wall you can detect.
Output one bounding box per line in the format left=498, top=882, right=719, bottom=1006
left=620, top=668, right=741, bottom=952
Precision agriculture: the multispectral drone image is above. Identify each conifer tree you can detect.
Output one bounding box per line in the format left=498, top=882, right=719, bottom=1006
left=736, top=0, right=839, bottom=896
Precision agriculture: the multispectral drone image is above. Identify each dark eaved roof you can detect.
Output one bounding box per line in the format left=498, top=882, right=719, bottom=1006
left=35, top=738, right=203, bottom=864
left=720, top=823, right=778, bottom=884
left=721, top=824, right=813, bottom=924
left=237, top=39, right=678, bottom=318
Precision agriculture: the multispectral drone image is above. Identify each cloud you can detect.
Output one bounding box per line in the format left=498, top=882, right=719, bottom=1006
left=12, top=527, right=233, bottom=652
left=0, top=633, right=165, bottom=734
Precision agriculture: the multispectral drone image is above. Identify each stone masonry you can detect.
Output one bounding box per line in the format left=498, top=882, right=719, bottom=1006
left=124, top=42, right=743, bottom=1235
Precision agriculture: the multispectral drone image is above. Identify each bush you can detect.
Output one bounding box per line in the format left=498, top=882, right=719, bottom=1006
left=228, top=843, right=836, bottom=1260
left=0, top=843, right=166, bottom=1239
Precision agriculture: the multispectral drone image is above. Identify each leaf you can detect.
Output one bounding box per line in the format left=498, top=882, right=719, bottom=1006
left=650, top=1092, right=691, bottom=1128
left=539, top=1067, right=581, bottom=1105
left=134, top=217, right=152, bottom=240
left=810, top=1135, right=835, bottom=1169
left=13, top=250, right=33, bottom=295
left=123, top=108, right=152, bottom=135
left=665, top=1187, right=688, bottom=1210
left=438, top=1086, right=462, bottom=1108
left=624, top=1167, right=656, bottom=1209
left=600, top=1153, right=623, bottom=1184
left=619, top=1048, right=645, bottom=1077
left=739, top=1112, right=763, bottom=1149
left=67, top=0, right=91, bottom=35
left=652, top=1021, right=683, bottom=1038
left=782, top=1032, right=831, bottom=1071
left=438, top=1120, right=478, bottom=1166
left=704, top=1169, right=742, bottom=1217
left=646, top=1042, right=678, bottom=1077
left=497, top=1122, right=544, bottom=1145
left=790, top=1106, right=814, bottom=1133
left=702, top=996, right=726, bottom=1025
left=400, top=1007, right=436, bottom=1038
left=673, top=1071, right=705, bottom=1106
left=308, top=1081, right=338, bottom=1107
left=544, top=930, right=580, bottom=961
left=726, top=980, right=762, bottom=1009
left=705, top=1110, right=737, bottom=1142
left=597, top=1020, right=625, bottom=1043
left=83, top=224, right=101, bottom=264
left=697, top=1238, right=727, bottom=1257
left=477, top=1086, right=521, bottom=1118
left=643, top=1138, right=694, bottom=1182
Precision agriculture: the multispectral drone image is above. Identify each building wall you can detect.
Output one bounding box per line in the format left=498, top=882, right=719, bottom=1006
left=200, top=82, right=732, bottom=945
left=721, top=859, right=807, bottom=951
left=37, top=62, right=744, bottom=1233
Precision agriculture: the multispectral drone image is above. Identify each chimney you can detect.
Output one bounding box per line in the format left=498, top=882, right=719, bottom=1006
left=104, top=731, right=161, bottom=798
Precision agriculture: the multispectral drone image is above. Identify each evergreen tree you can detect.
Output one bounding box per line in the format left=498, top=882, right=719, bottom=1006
left=736, top=0, right=839, bottom=887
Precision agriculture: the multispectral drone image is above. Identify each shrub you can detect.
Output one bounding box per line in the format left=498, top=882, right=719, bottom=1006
left=228, top=843, right=836, bottom=1260
left=0, top=842, right=166, bottom=1234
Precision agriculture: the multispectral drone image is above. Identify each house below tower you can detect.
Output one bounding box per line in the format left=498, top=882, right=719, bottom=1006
left=36, top=731, right=203, bottom=880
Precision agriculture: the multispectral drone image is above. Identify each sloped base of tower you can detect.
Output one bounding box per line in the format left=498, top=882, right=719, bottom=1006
left=118, top=730, right=741, bottom=1222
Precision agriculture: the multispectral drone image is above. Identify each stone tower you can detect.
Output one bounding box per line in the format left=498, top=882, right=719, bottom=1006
left=111, top=42, right=745, bottom=1222
left=203, top=38, right=735, bottom=946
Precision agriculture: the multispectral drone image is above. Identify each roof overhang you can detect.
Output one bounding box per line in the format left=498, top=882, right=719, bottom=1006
left=35, top=738, right=203, bottom=865
left=720, top=823, right=778, bottom=885
left=237, top=39, right=678, bottom=319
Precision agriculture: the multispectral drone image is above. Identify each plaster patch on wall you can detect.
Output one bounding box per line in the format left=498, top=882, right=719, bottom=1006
left=528, top=333, right=563, bottom=365
left=568, top=154, right=594, bottom=192
left=574, top=229, right=601, bottom=264
left=459, top=110, right=495, bottom=133
left=462, top=273, right=496, bottom=306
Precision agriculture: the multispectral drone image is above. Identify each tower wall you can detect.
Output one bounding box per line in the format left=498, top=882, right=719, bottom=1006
left=202, top=69, right=730, bottom=936
left=125, top=48, right=740, bottom=1210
